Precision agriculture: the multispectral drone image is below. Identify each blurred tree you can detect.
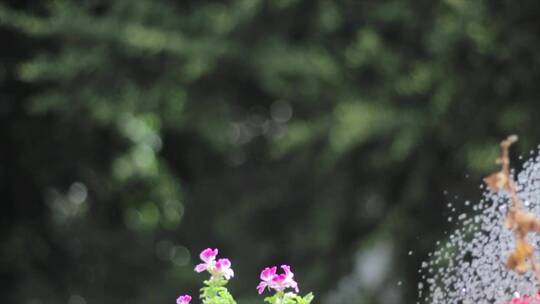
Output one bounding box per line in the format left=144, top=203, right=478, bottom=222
left=2, top=0, right=540, bottom=303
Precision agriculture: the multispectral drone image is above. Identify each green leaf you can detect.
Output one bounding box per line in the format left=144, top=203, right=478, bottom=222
left=302, top=292, right=314, bottom=304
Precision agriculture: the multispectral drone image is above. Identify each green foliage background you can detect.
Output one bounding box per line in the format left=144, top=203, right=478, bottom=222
left=2, top=0, right=540, bottom=303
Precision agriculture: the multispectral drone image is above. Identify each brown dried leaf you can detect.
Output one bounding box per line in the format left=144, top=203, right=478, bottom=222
left=483, top=171, right=508, bottom=192
left=514, top=211, right=540, bottom=236
left=506, top=239, right=534, bottom=272
left=507, top=253, right=526, bottom=272
left=517, top=239, right=534, bottom=257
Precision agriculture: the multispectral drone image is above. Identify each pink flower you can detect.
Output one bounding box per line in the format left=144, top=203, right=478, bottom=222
left=176, top=294, right=192, bottom=304
left=210, top=258, right=234, bottom=280
left=507, top=294, right=540, bottom=304
left=194, top=248, right=234, bottom=280
left=257, top=265, right=299, bottom=294
left=195, top=248, right=219, bottom=273
left=257, top=266, right=277, bottom=294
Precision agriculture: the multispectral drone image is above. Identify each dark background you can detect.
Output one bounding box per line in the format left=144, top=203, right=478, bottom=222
left=2, top=1, right=540, bottom=303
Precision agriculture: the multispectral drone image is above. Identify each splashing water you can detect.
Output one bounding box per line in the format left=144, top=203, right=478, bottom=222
left=421, top=152, right=540, bottom=304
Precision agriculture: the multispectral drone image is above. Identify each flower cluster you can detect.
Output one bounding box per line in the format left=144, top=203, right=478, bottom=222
left=177, top=248, right=313, bottom=304
left=177, top=248, right=235, bottom=304
left=257, top=265, right=299, bottom=294
left=256, top=265, right=313, bottom=304
left=194, top=248, right=234, bottom=280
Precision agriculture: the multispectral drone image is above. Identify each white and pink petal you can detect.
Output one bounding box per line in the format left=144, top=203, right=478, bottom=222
left=194, top=263, right=208, bottom=273
left=200, top=248, right=218, bottom=263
